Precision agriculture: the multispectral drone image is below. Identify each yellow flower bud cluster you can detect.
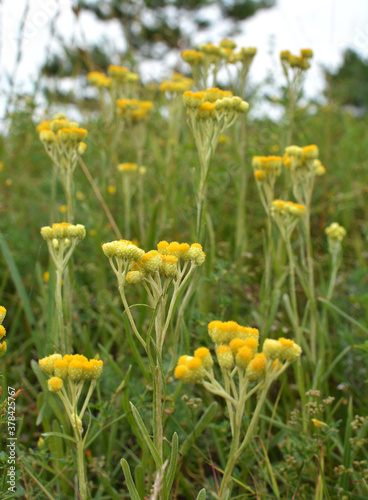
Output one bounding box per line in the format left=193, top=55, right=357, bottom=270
left=160, top=74, right=194, bottom=94
left=157, top=241, right=206, bottom=266
left=314, top=159, right=326, bottom=176
left=0, top=305, right=7, bottom=358
left=230, top=46, right=257, bottom=64
left=175, top=319, right=302, bottom=385
left=116, top=99, right=154, bottom=123
left=262, top=337, right=302, bottom=363
left=37, top=119, right=88, bottom=149
left=208, top=320, right=259, bottom=345
left=125, top=241, right=206, bottom=283
left=87, top=71, right=111, bottom=88
left=280, top=48, right=313, bottom=71
left=102, top=239, right=145, bottom=262
left=174, top=348, right=213, bottom=384
left=182, top=42, right=257, bottom=68
left=108, top=65, right=139, bottom=83
left=252, top=155, right=283, bottom=182
left=40, top=222, right=86, bottom=241
left=284, top=144, right=325, bottom=187
left=271, top=200, right=306, bottom=218
left=39, top=353, right=104, bottom=387
left=117, top=162, right=138, bottom=173
left=183, top=88, right=249, bottom=120
left=325, top=222, right=346, bottom=242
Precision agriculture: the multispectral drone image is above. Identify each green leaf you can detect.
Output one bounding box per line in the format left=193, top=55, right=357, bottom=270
left=196, top=488, right=206, bottom=500
left=41, top=432, right=76, bottom=443
left=318, top=296, right=368, bottom=335
left=120, top=459, right=141, bottom=500
left=0, top=232, right=36, bottom=338
left=166, top=432, right=179, bottom=496
left=134, top=465, right=145, bottom=500
left=130, top=402, right=162, bottom=469
left=181, top=402, right=218, bottom=456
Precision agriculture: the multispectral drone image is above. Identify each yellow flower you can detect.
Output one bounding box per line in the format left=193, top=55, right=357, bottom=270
left=48, top=377, right=63, bottom=393
left=107, top=185, right=116, bottom=195
left=236, top=346, right=253, bottom=369
left=0, top=341, right=6, bottom=357
left=194, top=347, right=213, bottom=370
left=311, top=418, right=328, bottom=429
left=325, top=222, right=346, bottom=242
left=246, top=353, right=266, bottom=381
left=216, top=345, right=234, bottom=370
left=174, top=356, right=205, bottom=384
left=0, top=305, right=6, bottom=323
left=59, top=205, right=67, bottom=214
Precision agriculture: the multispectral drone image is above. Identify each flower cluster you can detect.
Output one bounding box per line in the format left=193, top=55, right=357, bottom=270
left=284, top=144, right=326, bottom=206
left=41, top=222, right=86, bottom=241
left=0, top=306, right=7, bottom=358
left=117, top=240, right=205, bottom=283
left=102, top=239, right=145, bottom=263
left=325, top=222, right=346, bottom=242
left=175, top=320, right=301, bottom=386
left=252, top=155, right=283, bottom=182
left=117, top=162, right=138, bottom=173
left=271, top=200, right=305, bottom=239
left=117, top=98, right=154, bottom=124
left=87, top=66, right=139, bottom=89
left=183, top=88, right=249, bottom=166
left=182, top=40, right=257, bottom=89
left=160, top=73, right=193, bottom=95
left=41, top=223, right=86, bottom=269
left=37, top=117, right=87, bottom=154
left=183, top=88, right=249, bottom=118
left=87, top=71, right=112, bottom=88
left=325, top=222, right=347, bottom=256
left=280, top=48, right=313, bottom=71
left=271, top=200, right=306, bottom=217
left=39, top=353, right=104, bottom=390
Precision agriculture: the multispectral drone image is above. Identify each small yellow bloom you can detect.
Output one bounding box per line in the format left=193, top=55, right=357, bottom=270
left=59, top=205, right=67, bottom=214
left=107, top=185, right=116, bottom=195
left=311, top=418, right=328, bottom=429
left=43, top=271, right=50, bottom=283
left=0, top=305, right=6, bottom=323
left=47, top=377, right=63, bottom=392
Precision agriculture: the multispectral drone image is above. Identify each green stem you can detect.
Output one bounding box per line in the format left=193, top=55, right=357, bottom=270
left=76, top=434, right=90, bottom=500
left=55, top=268, right=65, bottom=353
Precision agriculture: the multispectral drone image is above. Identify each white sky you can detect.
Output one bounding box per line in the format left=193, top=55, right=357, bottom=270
left=1, top=0, right=368, bottom=116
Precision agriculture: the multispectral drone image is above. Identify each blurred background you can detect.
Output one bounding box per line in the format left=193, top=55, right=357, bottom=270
left=2, top=0, right=368, bottom=119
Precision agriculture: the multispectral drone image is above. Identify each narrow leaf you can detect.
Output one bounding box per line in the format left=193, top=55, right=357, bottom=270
left=120, top=459, right=141, bottom=500
left=130, top=402, right=162, bottom=469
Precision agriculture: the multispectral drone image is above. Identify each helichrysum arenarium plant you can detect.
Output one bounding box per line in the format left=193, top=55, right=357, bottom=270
left=37, top=117, right=88, bottom=223
left=283, top=144, right=326, bottom=361
left=87, top=65, right=139, bottom=124
left=175, top=320, right=302, bottom=498
left=102, top=238, right=205, bottom=498
left=183, top=87, right=249, bottom=240
left=325, top=222, right=346, bottom=300
left=280, top=48, right=313, bottom=145
left=38, top=353, right=103, bottom=500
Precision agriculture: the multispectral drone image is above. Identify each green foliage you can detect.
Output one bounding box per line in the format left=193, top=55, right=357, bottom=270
left=325, top=49, right=368, bottom=111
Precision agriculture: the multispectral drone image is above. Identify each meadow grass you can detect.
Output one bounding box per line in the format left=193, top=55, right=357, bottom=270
left=0, top=44, right=367, bottom=499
